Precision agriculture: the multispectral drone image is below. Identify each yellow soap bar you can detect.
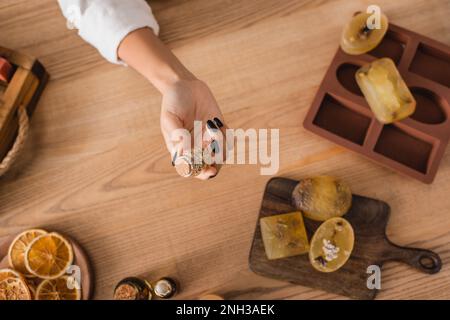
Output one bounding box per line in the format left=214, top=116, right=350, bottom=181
left=292, top=176, right=352, bottom=222
left=309, top=217, right=354, bottom=273
left=260, top=212, right=309, bottom=260
left=356, top=58, right=416, bottom=124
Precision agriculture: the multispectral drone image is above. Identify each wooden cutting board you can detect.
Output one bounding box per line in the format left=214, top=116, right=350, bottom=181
left=249, top=177, right=442, bottom=300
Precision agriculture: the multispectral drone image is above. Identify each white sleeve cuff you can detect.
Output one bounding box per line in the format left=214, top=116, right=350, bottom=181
left=60, top=0, right=159, bottom=65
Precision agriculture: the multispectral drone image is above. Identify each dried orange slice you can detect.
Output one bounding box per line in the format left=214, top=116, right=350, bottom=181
left=24, top=233, right=73, bottom=280
left=0, top=268, right=23, bottom=282
left=0, top=268, right=35, bottom=299
left=36, top=276, right=81, bottom=300
left=8, top=229, right=47, bottom=277
left=0, top=277, right=32, bottom=300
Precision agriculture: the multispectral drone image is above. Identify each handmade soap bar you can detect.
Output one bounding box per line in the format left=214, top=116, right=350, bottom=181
left=260, top=212, right=309, bottom=260
left=340, top=12, right=389, bottom=55
left=309, top=217, right=354, bottom=273
left=356, top=58, right=416, bottom=124
left=292, top=176, right=352, bottom=221
left=0, top=57, right=13, bottom=83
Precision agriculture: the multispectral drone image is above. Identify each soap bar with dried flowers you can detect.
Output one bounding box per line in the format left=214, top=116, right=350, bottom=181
left=309, top=217, right=354, bottom=273
left=260, top=212, right=309, bottom=260
left=292, top=176, right=352, bottom=222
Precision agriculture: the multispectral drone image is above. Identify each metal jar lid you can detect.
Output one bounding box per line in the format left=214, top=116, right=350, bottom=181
left=153, top=278, right=177, bottom=299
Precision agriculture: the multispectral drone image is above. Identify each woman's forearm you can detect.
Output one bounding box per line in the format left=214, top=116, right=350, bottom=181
left=118, top=28, right=196, bottom=94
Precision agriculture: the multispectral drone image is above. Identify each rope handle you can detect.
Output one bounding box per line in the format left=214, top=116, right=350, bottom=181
left=0, top=104, right=29, bottom=177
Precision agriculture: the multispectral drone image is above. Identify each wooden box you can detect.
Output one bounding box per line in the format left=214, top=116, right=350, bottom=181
left=0, top=46, right=49, bottom=172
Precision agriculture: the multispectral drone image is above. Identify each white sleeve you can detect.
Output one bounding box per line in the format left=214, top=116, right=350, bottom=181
left=58, top=0, right=160, bottom=65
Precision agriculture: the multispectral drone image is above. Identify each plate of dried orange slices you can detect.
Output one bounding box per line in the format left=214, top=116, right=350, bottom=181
left=0, top=229, right=94, bottom=300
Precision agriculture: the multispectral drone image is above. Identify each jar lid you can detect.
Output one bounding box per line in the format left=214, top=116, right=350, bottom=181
left=154, top=278, right=177, bottom=299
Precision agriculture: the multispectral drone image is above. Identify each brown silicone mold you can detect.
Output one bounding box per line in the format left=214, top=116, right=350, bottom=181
left=304, top=24, right=450, bottom=184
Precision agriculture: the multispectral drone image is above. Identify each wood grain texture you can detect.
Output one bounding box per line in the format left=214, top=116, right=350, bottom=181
left=0, top=0, right=449, bottom=299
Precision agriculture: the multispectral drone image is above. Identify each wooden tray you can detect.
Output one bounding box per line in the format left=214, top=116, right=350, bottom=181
left=249, top=178, right=442, bottom=300
left=303, top=23, right=450, bottom=184
left=0, top=232, right=94, bottom=300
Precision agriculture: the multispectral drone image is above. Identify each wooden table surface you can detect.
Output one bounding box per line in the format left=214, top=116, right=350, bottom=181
left=0, top=0, right=449, bottom=300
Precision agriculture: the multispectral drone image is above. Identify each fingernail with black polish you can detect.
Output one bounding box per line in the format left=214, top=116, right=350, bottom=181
left=207, top=120, right=218, bottom=130
left=172, top=151, right=178, bottom=166
left=213, top=118, right=224, bottom=128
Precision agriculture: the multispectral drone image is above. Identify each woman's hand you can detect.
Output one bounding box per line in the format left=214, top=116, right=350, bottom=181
left=161, top=79, right=227, bottom=180
left=118, top=27, right=228, bottom=180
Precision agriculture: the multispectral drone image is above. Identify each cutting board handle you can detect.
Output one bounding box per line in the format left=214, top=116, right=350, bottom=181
left=382, top=240, right=442, bottom=274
